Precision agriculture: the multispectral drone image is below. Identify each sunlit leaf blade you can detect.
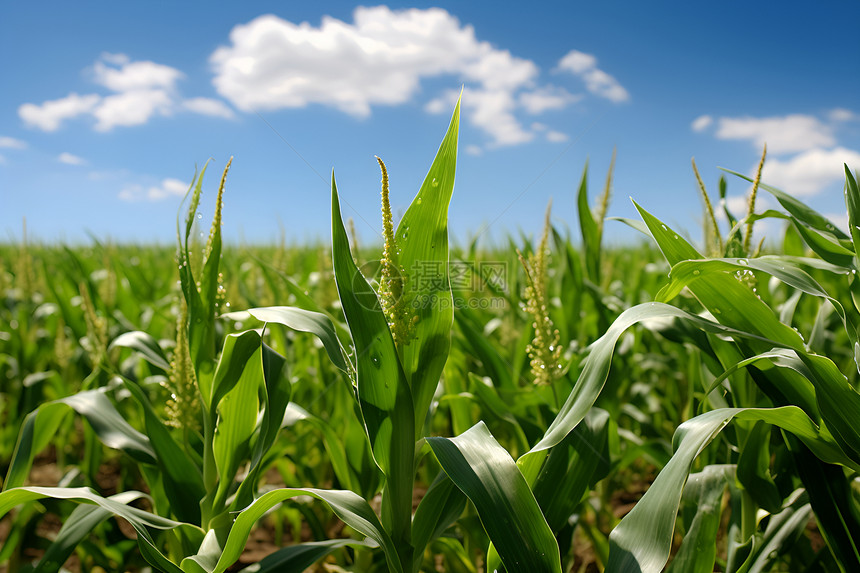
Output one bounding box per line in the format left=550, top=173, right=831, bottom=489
left=633, top=200, right=805, bottom=349
left=428, top=422, right=562, bottom=573
left=722, top=167, right=850, bottom=240
left=736, top=422, right=781, bottom=513
left=656, top=256, right=853, bottom=340
left=577, top=163, right=601, bottom=282
left=212, top=343, right=262, bottom=510
left=282, top=403, right=356, bottom=493
left=188, top=488, right=403, bottom=573
left=233, top=344, right=291, bottom=509
left=742, top=492, right=813, bottom=573
left=222, top=306, right=349, bottom=372
left=412, top=471, right=467, bottom=569
left=517, top=302, right=794, bottom=484
left=845, top=166, right=860, bottom=261
left=331, top=173, right=414, bottom=554
left=237, top=539, right=377, bottom=573
left=0, top=486, right=194, bottom=573
left=666, top=465, right=731, bottom=573
left=204, top=330, right=260, bottom=411
left=5, top=391, right=156, bottom=491
left=607, top=407, right=852, bottom=573
left=33, top=491, right=146, bottom=573
left=532, top=408, right=611, bottom=533
left=121, top=379, right=205, bottom=523
left=109, top=330, right=170, bottom=371
left=397, top=97, right=459, bottom=437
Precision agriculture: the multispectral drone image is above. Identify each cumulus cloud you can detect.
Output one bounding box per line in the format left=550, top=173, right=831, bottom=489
left=211, top=8, right=599, bottom=147
left=19, top=54, right=233, bottom=132
left=182, top=97, right=235, bottom=118
left=0, top=136, right=27, bottom=149
left=545, top=130, right=568, bottom=143
left=119, top=177, right=189, bottom=201
left=829, top=108, right=856, bottom=123
left=760, top=147, right=860, bottom=197
left=210, top=8, right=538, bottom=116
left=92, top=53, right=184, bottom=92
left=519, top=86, right=581, bottom=114
left=713, top=114, right=836, bottom=154
left=691, top=115, right=713, bottom=132
left=58, top=152, right=87, bottom=165
left=556, top=50, right=629, bottom=103
left=19, top=93, right=101, bottom=131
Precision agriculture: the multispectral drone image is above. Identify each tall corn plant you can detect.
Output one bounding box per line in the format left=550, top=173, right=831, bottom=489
left=0, top=161, right=302, bottom=572
left=601, top=165, right=860, bottom=571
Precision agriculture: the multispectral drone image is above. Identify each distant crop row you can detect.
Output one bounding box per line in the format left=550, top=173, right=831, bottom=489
left=1, top=99, right=859, bottom=572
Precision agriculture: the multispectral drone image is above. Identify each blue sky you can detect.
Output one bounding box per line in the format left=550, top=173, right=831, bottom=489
left=2, top=1, right=859, bottom=247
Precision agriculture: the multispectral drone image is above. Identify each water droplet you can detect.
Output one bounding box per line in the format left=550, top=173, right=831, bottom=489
left=416, top=197, right=423, bottom=204
left=661, top=224, right=668, bottom=231
left=713, top=308, right=721, bottom=314
left=431, top=177, right=438, bottom=187
left=196, top=212, right=203, bottom=220
left=692, top=270, right=700, bottom=276
left=673, top=234, right=679, bottom=240
left=738, top=259, right=748, bottom=265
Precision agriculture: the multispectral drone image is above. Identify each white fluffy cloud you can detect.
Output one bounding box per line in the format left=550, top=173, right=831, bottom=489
left=0, top=136, right=27, bottom=149
left=19, top=93, right=101, bottom=132
left=182, top=97, right=235, bottom=119
left=119, top=177, right=189, bottom=201
left=19, top=54, right=232, bottom=132
left=58, top=152, right=87, bottom=165
left=714, top=114, right=836, bottom=154
left=92, top=53, right=183, bottom=92
left=760, top=147, right=860, bottom=197
left=556, top=50, right=629, bottom=103
left=211, top=8, right=600, bottom=148
left=210, top=8, right=537, bottom=116
left=519, top=86, right=581, bottom=114
left=691, top=115, right=713, bottom=132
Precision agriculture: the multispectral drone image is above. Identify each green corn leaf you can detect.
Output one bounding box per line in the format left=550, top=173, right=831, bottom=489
left=109, top=330, right=170, bottom=371
left=121, top=378, right=205, bottom=524
left=428, top=421, right=562, bottom=573
left=722, top=167, right=850, bottom=240
left=844, top=166, right=860, bottom=260
left=516, top=302, right=795, bottom=485
left=532, top=408, right=611, bottom=533
left=396, top=97, right=459, bottom=437
left=412, top=471, right=467, bottom=571
left=0, top=486, right=196, bottom=573
left=33, top=491, right=147, bottom=573
left=5, top=391, right=156, bottom=491
left=237, top=539, right=377, bottom=573
left=184, top=488, right=403, bottom=573
left=212, top=343, right=262, bottom=511
left=331, top=172, right=415, bottom=556
left=736, top=421, right=782, bottom=513
left=656, top=256, right=853, bottom=340
left=791, top=221, right=855, bottom=267
left=203, top=330, right=260, bottom=411
left=282, top=402, right=356, bottom=493
left=665, top=465, right=731, bottom=573
left=607, top=406, right=853, bottom=573
left=577, top=163, right=601, bottom=282
left=222, top=306, right=349, bottom=373
left=740, top=492, right=813, bottom=573
left=233, top=343, right=291, bottom=510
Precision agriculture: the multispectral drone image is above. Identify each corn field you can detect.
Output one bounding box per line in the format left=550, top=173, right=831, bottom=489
left=2, top=100, right=860, bottom=573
